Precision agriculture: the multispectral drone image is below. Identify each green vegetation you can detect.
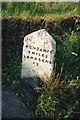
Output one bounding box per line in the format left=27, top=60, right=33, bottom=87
left=2, top=2, right=79, bottom=20
left=2, top=2, right=80, bottom=119
left=36, top=66, right=80, bottom=119
left=54, top=31, right=80, bottom=80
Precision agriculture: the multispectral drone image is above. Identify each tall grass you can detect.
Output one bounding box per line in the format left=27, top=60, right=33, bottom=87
left=35, top=65, right=80, bottom=119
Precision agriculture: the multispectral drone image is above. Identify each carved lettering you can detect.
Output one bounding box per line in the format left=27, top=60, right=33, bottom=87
left=29, top=46, right=32, bottom=49
left=46, top=50, right=49, bottom=52
left=50, top=50, right=53, bottom=53
left=40, top=49, right=42, bottom=51
left=34, top=57, right=37, bottom=60
left=42, top=54, right=44, bottom=57
left=33, top=47, right=36, bottom=49
left=38, top=53, right=41, bottom=56
left=25, top=45, right=51, bottom=53
left=32, top=52, right=35, bottom=54
left=27, top=56, right=29, bottom=58
left=36, top=62, right=38, bottom=66
left=45, top=55, right=47, bottom=58
left=33, top=62, right=35, bottom=64
left=49, top=61, right=51, bottom=64
left=42, top=59, right=44, bottom=62
left=28, top=51, right=30, bottom=53
left=24, top=55, right=26, bottom=58
left=37, top=47, right=39, bottom=50
left=22, top=29, right=56, bottom=80
left=39, top=58, right=41, bottom=62
left=43, top=49, right=46, bottom=52
left=45, top=60, right=48, bottom=63
left=30, top=56, right=33, bottom=59
left=26, top=45, right=28, bottom=48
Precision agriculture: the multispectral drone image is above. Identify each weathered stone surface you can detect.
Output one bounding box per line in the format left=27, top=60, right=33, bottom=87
left=2, top=90, right=30, bottom=118
left=21, top=29, right=56, bottom=80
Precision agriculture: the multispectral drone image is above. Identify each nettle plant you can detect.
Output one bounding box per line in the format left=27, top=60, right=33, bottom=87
left=35, top=64, right=80, bottom=120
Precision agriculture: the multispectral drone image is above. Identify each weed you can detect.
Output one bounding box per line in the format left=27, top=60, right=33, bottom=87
left=35, top=65, right=80, bottom=119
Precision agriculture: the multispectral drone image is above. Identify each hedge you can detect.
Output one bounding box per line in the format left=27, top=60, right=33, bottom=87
left=2, top=16, right=78, bottom=69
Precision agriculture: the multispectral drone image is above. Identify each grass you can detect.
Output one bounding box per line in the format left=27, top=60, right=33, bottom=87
left=2, top=2, right=80, bottom=119
left=35, top=66, right=80, bottom=119
left=2, top=2, right=79, bottom=20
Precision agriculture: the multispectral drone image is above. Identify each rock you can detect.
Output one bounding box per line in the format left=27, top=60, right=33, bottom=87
left=2, top=90, right=30, bottom=118
left=24, top=77, right=41, bottom=88
left=21, top=29, right=56, bottom=86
